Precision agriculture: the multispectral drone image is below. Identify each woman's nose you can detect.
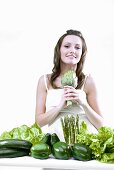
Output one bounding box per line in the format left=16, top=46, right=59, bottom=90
left=70, top=46, right=76, bottom=53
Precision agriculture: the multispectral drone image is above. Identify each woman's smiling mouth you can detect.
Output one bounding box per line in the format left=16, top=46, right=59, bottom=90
left=67, top=54, right=76, bottom=58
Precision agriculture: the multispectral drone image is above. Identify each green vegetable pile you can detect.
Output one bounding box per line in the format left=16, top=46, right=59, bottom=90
left=61, top=70, right=77, bottom=106
left=30, top=133, right=60, bottom=159
left=0, top=123, right=44, bottom=145
left=76, top=124, right=114, bottom=163
left=30, top=132, right=92, bottom=161
left=1, top=119, right=114, bottom=163
left=61, top=114, right=114, bottom=163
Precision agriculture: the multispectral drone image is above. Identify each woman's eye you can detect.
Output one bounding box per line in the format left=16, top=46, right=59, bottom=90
left=64, top=45, right=69, bottom=48
left=75, top=46, right=81, bottom=50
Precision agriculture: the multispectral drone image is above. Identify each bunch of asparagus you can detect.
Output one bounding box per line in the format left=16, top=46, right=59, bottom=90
left=61, top=114, right=79, bottom=145
left=61, top=70, right=78, bottom=106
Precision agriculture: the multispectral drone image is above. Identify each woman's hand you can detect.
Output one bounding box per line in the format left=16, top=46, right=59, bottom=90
left=64, top=86, right=87, bottom=106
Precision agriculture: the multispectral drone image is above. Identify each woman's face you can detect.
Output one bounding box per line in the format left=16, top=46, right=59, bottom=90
left=60, top=35, right=82, bottom=65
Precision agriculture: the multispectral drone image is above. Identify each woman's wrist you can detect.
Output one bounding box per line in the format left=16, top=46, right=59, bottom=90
left=80, top=101, right=88, bottom=108
left=56, top=105, right=62, bottom=112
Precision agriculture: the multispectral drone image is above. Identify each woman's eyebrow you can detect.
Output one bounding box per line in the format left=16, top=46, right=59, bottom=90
left=64, top=42, right=81, bottom=46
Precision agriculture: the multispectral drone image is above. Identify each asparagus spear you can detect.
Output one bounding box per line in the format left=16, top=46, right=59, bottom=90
left=61, top=116, right=69, bottom=144
left=61, top=117, right=67, bottom=143
left=64, top=115, right=70, bottom=144
left=61, top=114, right=80, bottom=145
left=75, top=114, right=79, bottom=143
left=70, top=115, right=75, bottom=144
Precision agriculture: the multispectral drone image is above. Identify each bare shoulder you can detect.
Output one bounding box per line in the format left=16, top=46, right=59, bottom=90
left=38, top=75, right=45, bottom=85
left=86, top=74, right=96, bottom=86
left=37, top=75, right=46, bottom=91
left=84, top=74, right=97, bottom=94
left=37, top=73, right=52, bottom=90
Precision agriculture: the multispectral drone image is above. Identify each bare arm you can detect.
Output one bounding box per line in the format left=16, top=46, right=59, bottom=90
left=35, top=75, right=65, bottom=127
left=64, top=74, right=104, bottom=129
left=82, top=74, right=104, bottom=129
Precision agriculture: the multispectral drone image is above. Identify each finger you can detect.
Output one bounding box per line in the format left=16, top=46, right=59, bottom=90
left=65, top=93, right=79, bottom=98
left=64, top=88, right=76, bottom=93
left=65, top=96, right=79, bottom=101
left=64, top=86, right=75, bottom=90
left=64, top=91, right=78, bottom=97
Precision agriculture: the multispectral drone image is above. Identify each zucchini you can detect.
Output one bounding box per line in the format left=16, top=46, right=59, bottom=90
left=0, top=148, right=30, bottom=158
left=0, top=139, right=32, bottom=150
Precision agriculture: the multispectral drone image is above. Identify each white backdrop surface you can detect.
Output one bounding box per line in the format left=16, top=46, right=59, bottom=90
left=0, top=0, right=114, bottom=132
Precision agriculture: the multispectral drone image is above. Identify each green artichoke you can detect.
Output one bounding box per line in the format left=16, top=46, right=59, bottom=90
left=61, top=70, right=77, bottom=106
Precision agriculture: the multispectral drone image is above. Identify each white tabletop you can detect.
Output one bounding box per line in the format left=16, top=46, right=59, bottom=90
left=0, top=156, right=114, bottom=170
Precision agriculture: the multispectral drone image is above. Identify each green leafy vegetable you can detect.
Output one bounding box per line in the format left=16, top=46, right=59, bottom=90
left=61, top=114, right=114, bottom=163
left=100, top=153, right=114, bottom=163
left=77, top=124, right=114, bottom=162
left=0, top=123, right=44, bottom=145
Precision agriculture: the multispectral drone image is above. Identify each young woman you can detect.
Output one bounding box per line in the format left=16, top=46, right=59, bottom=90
left=35, top=29, right=104, bottom=141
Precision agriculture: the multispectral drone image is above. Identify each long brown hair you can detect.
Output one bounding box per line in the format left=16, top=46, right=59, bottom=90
left=50, top=29, right=87, bottom=89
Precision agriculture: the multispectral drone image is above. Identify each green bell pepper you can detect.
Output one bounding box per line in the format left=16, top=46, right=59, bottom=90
left=52, top=141, right=71, bottom=160
left=40, top=133, right=60, bottom=149
left=40, top=133, right=51, bottom=146
left=30, top=143, right=51, bottom=159
left=50, top=133, right=60, bottom=146
left=72, top=143, right=92, bottom=161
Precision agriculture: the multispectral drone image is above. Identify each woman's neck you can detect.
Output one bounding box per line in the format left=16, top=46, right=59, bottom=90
left=60, top=64, right=77, bottom=75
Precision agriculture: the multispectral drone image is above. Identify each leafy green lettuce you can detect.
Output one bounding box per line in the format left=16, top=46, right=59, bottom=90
left=76, top=121, right=114, bottom=163
left=0, top=123, right=44, bottom=145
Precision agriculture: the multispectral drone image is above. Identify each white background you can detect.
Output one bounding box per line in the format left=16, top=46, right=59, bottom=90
left=0, top=0, right=114, bottom=170
left=0, top=0, right=114, bottom=133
